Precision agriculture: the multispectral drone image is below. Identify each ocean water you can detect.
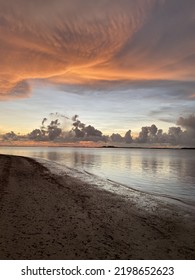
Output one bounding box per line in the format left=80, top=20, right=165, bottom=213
left=0, top=146, right=195, bottom=206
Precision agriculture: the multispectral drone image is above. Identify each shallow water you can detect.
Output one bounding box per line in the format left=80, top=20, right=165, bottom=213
left=0, top=146, right=195, bottom=206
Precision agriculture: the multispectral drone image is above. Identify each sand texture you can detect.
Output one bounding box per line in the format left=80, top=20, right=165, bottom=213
left=0, top=154, right=195, bottom=259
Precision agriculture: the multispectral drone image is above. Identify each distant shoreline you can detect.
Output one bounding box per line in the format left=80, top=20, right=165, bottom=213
left=0, top=144, right=195, bottom=149
left=101, top=145, right=195, bottom=149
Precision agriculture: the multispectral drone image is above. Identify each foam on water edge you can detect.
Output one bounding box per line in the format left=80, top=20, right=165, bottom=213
left=34, top=157, right=195, bottom=220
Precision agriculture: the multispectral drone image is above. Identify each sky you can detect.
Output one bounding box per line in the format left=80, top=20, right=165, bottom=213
left=0, top=0, right=195, bottom=144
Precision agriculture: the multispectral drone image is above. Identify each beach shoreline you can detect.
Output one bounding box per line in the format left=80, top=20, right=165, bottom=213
left=0, top=154, right=195, bottom=259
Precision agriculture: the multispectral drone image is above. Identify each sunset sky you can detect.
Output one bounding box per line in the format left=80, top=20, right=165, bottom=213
left=0, top=0, right=195, bottom=139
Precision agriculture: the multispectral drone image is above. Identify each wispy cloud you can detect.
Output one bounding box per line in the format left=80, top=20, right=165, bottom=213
left=0, top=0, right=195, bottom=100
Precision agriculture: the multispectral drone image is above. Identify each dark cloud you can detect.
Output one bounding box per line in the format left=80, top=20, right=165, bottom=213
left=177, top=114, right=195, bottom=131
left=124, top=130, right=132, bottom=143
left=133, top=120, right=195, bottom=145
left=29, top=129, right=46, bottom=141
left=2, top=131, right=18, bottom=141
left=71, top=115, right=103, bottom=140
left=136, top=124, right=179, bottom=144
left=28, top=117, right=62, bottom=141
left=110, top=133, right=123, bottom=143
left=47, top=119, right=62, bottom=140
left=110, top=130, right=132, bottom=144
left=0, top=80, right=31, bottom=101
left=176, top=115, right=195, bottom=144
left=167, top=127, right=183, bottom=145
left=50, top=112, right=69, bottom=119
left=1, top=113, right=195, bottom=146
left=85, top=125, right=102, bottom=137
left=23, top=113, right=106, bottom=142
left=41, top=117, right=47, bottom=126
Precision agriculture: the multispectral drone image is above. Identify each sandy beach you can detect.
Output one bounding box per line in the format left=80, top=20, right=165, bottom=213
left=0, top=154, right=195, bottom=260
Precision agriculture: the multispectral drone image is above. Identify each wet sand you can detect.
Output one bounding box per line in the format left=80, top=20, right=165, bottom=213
left=0, top=154, right=195, bottom=259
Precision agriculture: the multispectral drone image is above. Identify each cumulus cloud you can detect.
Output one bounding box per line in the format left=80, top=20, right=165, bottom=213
left=41, top=117, right=47, bottom=126
left=110, top=130, right=132, bottom=144
left=177, top=114, right=195, bottom=131
left=29, top=119, right=62, bottom=141
left=28, top=129, right=46, bottom=141
left=124, top=130, right=132, bottom=143
left=136, top=124, right=184, bottom=145
left=0, top=0, right=194, bottom=100
left=1, top=113, right=195, bottom=146
left=110, top=133, right=123, bottom=143
left=176, top=115, right=195, bottom=144
left=22, top=113, right=106, bottom=143
left=71, top=115, right=104, bottom=141
left=2, top=131, right=18, bottom=141
left=47, top=119, right=62, bottom=140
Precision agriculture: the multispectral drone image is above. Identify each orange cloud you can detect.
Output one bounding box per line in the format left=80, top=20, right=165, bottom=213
left=0, top=0, right=194, bottom=100
left=189, top=94, right=195, bottom=99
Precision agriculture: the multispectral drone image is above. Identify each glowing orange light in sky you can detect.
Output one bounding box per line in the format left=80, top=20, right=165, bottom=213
left=0, top=0, right=194, bottom=100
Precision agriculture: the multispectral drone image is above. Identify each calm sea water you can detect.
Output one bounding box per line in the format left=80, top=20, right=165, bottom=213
left=0, top=147, right=195, bottom=206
